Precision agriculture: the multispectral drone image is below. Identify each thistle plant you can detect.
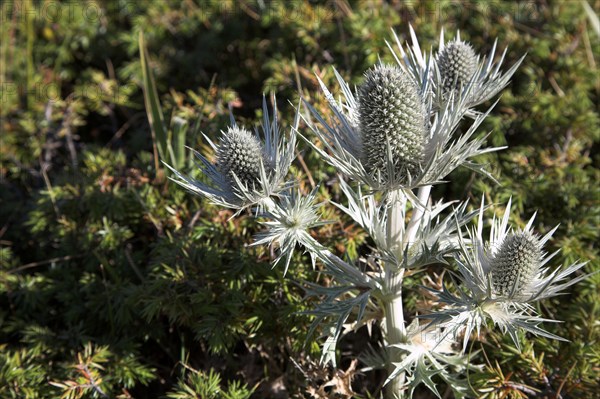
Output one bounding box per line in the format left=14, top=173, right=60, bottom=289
left=166, top=27, right=590, bottom=398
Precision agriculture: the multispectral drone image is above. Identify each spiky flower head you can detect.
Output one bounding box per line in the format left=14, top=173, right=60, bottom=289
left=216, top=126, right=265, bottom=188
left=491, top=231, right=542, bottom=297
left=166, top=95, right=297, bottom=212
left=438, top=40, right=478, bottom=94
left=423, top=198, right=590, bottom=352
left=358, top=64, right=426, bottom=185
left=303, top=27, right=522, bottom=193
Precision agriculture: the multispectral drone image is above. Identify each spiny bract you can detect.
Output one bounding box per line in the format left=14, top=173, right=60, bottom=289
left=217, top=126, right=264, bottom=188
left=491, top=231, right=542, bottom=297
left=438, top=40, right=478, bottom=94
left=358, top=64, right=426, bottom=185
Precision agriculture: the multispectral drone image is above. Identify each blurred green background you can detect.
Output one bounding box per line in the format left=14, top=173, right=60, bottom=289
left=1, top=0, right=598, bottom=398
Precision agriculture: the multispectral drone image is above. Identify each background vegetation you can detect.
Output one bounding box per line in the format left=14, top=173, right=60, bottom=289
left=1, top=0, right=598, bottom=398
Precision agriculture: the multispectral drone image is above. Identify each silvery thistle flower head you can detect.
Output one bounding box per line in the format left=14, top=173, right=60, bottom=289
left=359, top=65, right=426, bottom=187
left=303, top=66, right=503, bottom=194
left=216, top=126, right=264, bottom=189
left=431, top=30, right=525, bottom=111
left=165, top=96, right=297, bottom=213
left=437, top=39, right=478, bottom=96
left=423, top=198, right=590, bottom=352
left=302, top=62, right=432, bottom=194
left=490, top=230, right=542, bottom=297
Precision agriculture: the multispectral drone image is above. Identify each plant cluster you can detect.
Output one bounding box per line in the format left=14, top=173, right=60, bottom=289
left=168, top=23, right=592, bottom=398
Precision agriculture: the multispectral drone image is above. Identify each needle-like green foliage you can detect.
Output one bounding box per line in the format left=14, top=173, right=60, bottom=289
left=1, top=2, right=598, bottom=398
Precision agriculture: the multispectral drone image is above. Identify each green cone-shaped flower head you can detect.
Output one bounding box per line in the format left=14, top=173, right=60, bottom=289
left=438, top=40, right=478, bottom=94
left=491, top=231, right=542, bottom=297
left=217, top=126, right=263, bottom=188
left=358, top=64, right=426, bottom=185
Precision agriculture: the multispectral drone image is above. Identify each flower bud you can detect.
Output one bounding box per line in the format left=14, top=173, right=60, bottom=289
left=358, top=65, right=426, bottom=185
left=217, top=126, right=263, bottom=188
left=438, top=41, right=477, bottom=94
left=491, top=231, right=542, bottom=297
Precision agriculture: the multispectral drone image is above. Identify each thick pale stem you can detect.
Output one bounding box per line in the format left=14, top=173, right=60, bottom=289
left=384, top=190, right=407, bottom=339
left=383, top=186, right=431, bottom=398
left=384, top=269, right=406, bottom=398
left=384, top=288, right=405, bottom=344
left=384, top=190, right=407, bottom=398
